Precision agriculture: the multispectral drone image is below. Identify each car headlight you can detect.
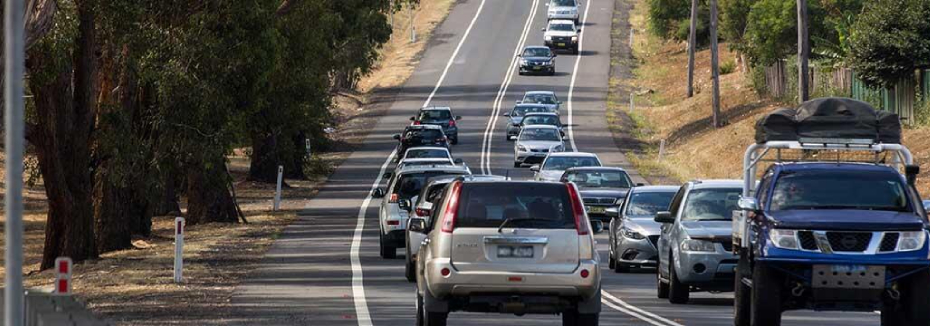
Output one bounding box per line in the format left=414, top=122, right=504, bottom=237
left=517, top=145, right=528, bottom=152
left=621, top=227, right=645, bottom=240
left=545, top=35, right=552, bottom=41
left=543, top=60, right=552, bottom=66
left=769, top=229, right=799, bottom=250
left=520, top=59, right=528, bottom=65
left=614, top=198, right=625, bottom=205
left=681, top=239, right=716, bottom=252
left=551, top=145, right=564, bottom=152
left=572, top=36, right=578, bottom=42
left=898, top=231, right=927, bottom=251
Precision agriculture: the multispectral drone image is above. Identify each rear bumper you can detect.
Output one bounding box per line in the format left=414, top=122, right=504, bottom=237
left=424, top=258, right=600, bottom=299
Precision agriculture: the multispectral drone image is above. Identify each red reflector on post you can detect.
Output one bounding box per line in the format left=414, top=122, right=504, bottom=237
left=58, top=260, right=69, bottom=274
left=580, top=269, right=590, bottom=278
left=57, top=279, right=69, bottom=293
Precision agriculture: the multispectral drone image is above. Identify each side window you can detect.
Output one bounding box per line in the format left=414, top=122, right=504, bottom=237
left=667, top=185, right=688, bottom=218
left=429, top=184, right=453, bottom=228
left=758, top=169, right=775, bottom=209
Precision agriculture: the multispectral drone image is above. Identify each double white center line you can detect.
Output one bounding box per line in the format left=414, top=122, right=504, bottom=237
left=602, top=290, right=685, bottom=326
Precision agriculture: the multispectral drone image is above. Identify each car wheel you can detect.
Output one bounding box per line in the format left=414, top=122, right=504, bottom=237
left=614, top=260, right=629, bottom=273
left=668, top=257, right=690, bottom=304
left=514, top=161, right=521, bottom=168
left=518, top=70, right=524, bottom=76
left=608, top=253, right=616, bottom=270
left=733, top=256, right=751, bottom=326
left=562, top=310, right=598, bottom=326
left=656, top=265, right=669, bottom=299
left=450, top=137, right=458, bottom=145
left=421, top=289, right=448, bottom=326
left=379, top=232, right=396, bottom=259
left=750, top=263, right=782, bottom=326
left=416, top=291, right=425, bottom=326
left=405, top=247, right=416, bottom=282
left=573, top=46, right=579, bottom=55
left=881, top=269, right=930, bottom=325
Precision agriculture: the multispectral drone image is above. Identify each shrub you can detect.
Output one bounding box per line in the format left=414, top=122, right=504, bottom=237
left=720, top=60, right=736, bottom=75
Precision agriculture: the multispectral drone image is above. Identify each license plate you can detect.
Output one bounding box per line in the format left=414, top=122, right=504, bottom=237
left=587, top=206, right=606, bottom=214
left=558, top=43, right=566, bottom=47
left=831, top=264, right=868, bottom=273
left=498, top=245, right=534, bottom=258
left=534, top=66, right=542, bottom=70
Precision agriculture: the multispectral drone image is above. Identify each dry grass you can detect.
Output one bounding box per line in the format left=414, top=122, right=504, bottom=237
left=618, top=0, right=930, bottom=195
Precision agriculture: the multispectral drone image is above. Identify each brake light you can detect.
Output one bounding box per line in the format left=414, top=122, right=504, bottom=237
left=436, top=138, right=447, bottom=143
left=566, top=183, right=590, bottom=235
left=413, top=120, right=421, bottom=125
left=415, top=208, right=430, bottom=216
left=580, top=269, right=590, bottom=278
left=448, top=119, right=456, bottom=127
left=440, top=182, right=463, bottom=233
left=387, top=220, right=399, bottom=226
left=389, top=194, right=398, bottom=203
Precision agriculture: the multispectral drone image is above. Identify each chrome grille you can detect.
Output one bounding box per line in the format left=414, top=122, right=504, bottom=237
left=826, top=232, right=872, bottom=252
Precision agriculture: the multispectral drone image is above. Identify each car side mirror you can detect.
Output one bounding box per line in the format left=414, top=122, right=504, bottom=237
left=398, top=199, right=412, bottom=212
left=392, top=134, right=401, bottom=140
left=738, top=197, right=760, bottom=211
left=541, top=28, right=546, bottom=32
left=654, top=211, right=674, bottom=224
left=503, top=112, right=511, bottom=117
left=515, top=100, right=522, bottom=104
left=372, top=188, right=385, bottom=198
left=453, top=158, right=464, bottom=164
left=606, top=206, right=620, bottom=218
left=382, top=172, right=393, bottom=179
left=409, top=116, right=415, bottom=121
left=577, top=28, right=582, bottom=32
left=455, top=116, right=462, bottom=121
left=530, top=165, right=541, bottom=172
left=906, top=165, right=920, bottom=186
left=923, top=200, right=930, bottom=212
left=408, top=218, right=427, bottom=233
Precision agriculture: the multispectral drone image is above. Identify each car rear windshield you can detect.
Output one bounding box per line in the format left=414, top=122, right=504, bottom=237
left=511, top=106, right=549, bottom=117
left=563, top=170, right=631, bottom=189
left=524, top=94, right=557, bottom=104
left=404, top=129, right=443, bottom=142
left=681, top=188, right=742, bottom=221
left=523, top=48, right=552, bottom=57
left=522, top=115, right=560, bottom=126
left=418, top=110, right=451, bottom=121
left=769, top=171, right=911, bottom=212
left=393, top=172, right=465, bottom=200
left=519, top=128, right=561, bottom=141
left=455, top=183, right=575, bottom=229
left=625, top=191, right=675, bottom=218
left=405, top=149, right=448, bottom=159
left=542, top=156, right=600, bottom=170
left=549, top=23, right=574, bottom=31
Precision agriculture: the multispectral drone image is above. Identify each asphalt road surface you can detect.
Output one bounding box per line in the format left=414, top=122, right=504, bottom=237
left=228, top=0, right=882, bottom=325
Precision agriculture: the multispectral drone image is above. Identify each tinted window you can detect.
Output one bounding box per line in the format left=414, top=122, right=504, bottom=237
left=519, top=128, right=561, bottom=141
left=522, top=48, right=552, bottom=57
left=681, top=188, right=742, bottom=221
left=392, top=172, right=465, bottom=200
left=625, top=191, right=676, bottom=218
left=405, top=149, right=448, bottom=159
left=418, top=110, right=451, bottom=120
left=456, top=183, right=575, bottom=229
left=522, top=115, right=560, bottom=126
left=564, top=170, right=631, bottom=189
left=542, top=156, right=600, bottom=170
left=511, top=106, right=549, bottom=117
left=769, top=171, right=911, bottom=212
left=523, top=94, right=558, bottom=104
left=404, top=129, right=443, bottom=142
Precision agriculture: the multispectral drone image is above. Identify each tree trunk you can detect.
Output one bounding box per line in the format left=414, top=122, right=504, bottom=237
left=29, top=0, right=98, bottom=269
left=93, top=165, right=133, bottom=253
left=286, top=131, right=308, bottom=179
left=186, top=156, right=239, bottom=225
left=151, top=168, right=181, bottom=218
left=248, top=131, right=281, bottom=183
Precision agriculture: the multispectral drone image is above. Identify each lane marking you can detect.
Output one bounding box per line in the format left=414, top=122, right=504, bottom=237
left=351, top=0, right=487, bottom=324
left=480, top=0, right=540, bottom=175
left=601, top=297, right=669, bottom=326
left=565, top=0, right=593, bottom=152
left=602, top=290, right=685, bottom=326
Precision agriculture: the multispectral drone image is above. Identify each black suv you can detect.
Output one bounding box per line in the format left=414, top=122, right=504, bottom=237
left=410, top=107, right=461, bottom=144
left=392, top=125, right=449, bottom=162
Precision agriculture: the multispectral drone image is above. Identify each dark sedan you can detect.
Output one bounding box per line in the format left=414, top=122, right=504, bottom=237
left=560, top=167, right=636, bottom=229
left=392, top=125, right=449, bottom=163
left=410, top=106, right=461, bottom=145
left=517, top=46, right=556, bottom=76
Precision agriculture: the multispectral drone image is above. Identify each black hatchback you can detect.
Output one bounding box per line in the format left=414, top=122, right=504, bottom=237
left=393, top=125, right=449, bottom=162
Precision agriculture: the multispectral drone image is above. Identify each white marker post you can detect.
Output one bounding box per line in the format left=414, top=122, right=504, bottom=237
left=174, top=217, right=184, bottom=283
left=629, top=29, right=634, bottom=49
left=629, top=93, right=635, bottom=113
left=53, top=257, right=72, bottom=295
left=658, top=139, right=667, bottom=162
left=305, top=138, right=313, bottom=159
left=274, top=165, right=284, bottom=211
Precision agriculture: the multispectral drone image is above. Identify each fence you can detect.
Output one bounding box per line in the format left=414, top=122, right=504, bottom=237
left=759, top=61, right=929, bottom=125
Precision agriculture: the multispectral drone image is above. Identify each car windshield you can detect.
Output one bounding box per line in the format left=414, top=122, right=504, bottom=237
left=522, top=48, right=552, bottom=57
left=392, top=172, right=465, bottom=200
left=418, top=110, right=451, bottom=121
left=519, top=128, right=561, bottom=141
left=769, top=171, right=911, bottom=212
left=542, top=156, right=600, bottom=170
left=455, top=183, right=575, bottom=229
left=549, top=23, right=575, bottom=31
left=552, top=0, right=576, bottom=6
left=522, top=115, right=560, bottom=126
left=523, top=94, right=558, bottom=104
left=563, top=170, right=631, bottom=189
left=625, top=191, right=676, bottom=218
left=511, top=106, right=548, bottom=117
left=681, top=188, right=742, bottom=221
left=404, top=129, right=443, bottom=143
left=405, top=149, right=448, bottom=159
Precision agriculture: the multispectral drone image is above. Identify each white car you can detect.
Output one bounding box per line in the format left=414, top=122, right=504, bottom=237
left=401, top=146, right=453, bottom=162
left=547, top=0, right=581, bottom=24
left=531, top=152, right=602, bottom=182
left=543, top=19, right=581, bottom=54
left=514, top=125, right=565, bottom=167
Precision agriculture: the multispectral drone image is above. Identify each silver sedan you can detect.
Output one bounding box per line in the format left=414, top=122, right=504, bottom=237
left=608, top=185, right=678, bottom=273
left=513, top=125, right=564, bottom=167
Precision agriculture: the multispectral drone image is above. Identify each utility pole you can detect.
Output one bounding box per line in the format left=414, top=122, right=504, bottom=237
left=709, top=0, right=721, bottom=128
left=686, top=0, right=698, bottom=98
left=797, top=0, right=810, bottom=103
left=5, top=0, right=26, bottom=325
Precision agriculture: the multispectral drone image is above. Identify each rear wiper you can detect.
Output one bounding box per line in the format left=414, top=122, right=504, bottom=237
left=498, top=218, right=536, bottom=233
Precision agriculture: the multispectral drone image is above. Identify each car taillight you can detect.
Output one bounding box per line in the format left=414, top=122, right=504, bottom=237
left=436, top=138, right=446, bottom=143
left=389, top=193, right=398, bottom=203
left=415, top=208, right=430, bottom=216
left=440, top=182, right=463, bottom=233
left=580, top=269, right=590, bottom=278
left=413, top=121, right=421, bottom=125
left=387, top=220, right=399, bottom=226
left=448, top=119, right=456, bottom=127
left=566, top=183, right=590, bottom=235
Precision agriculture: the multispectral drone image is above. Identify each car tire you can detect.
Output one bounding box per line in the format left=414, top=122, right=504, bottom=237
left=881, top=269, right=930, bottom=325
left=514, top=161, right=521, bottom=168
left=750, top=263, right=782, bottom=326
left=608, top=254, right=616, bottom=270
left=518, top=70, right=524, bottom=76
left=733, top=256, right=752, bottom=326
left=379, top=232, right=396, bottom=259
left=405, top=247, right=416, bottom=283
left=420, top=287, right=448, bottom=326
left=668, top=258, right=690, bottom=304
left=614, top=261, right=629, bottom=273
left=450, top=138, right=458, bottom=145
left=562, top=310, right=598, bottom=326
left=656, top=265, right=669, bottom=299
left=572, top=46, right=579, bottom=55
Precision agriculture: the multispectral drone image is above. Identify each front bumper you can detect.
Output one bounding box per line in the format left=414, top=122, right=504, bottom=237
left=424, top=258, right=601, bottom=299
left=515, top=150, right=549, bottom=164
left=545, top=40, right=578, bottom=49
left=616, top=235, right=659, bottom=267
left=675, top=246, right=738, bottom=287
left=519, top=64, right=554, bottom=74
left=583, top=204, right=613, bottom=222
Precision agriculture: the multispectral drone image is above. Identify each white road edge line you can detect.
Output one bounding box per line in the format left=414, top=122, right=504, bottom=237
left=565, top=0, right=592, bottom=152
left=351, top=0, right=487, bottom=324
left=602, top=290, right=686, bottom=326
left=480, top=0, right=539, bottom=175
left=601, top=298, right=668, bottom=326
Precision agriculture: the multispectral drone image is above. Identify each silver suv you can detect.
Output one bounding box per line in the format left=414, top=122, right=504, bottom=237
left=409, top=180, right=601, bottom=325
left=655, top=180, right=742, bottom=304
left=372, top=164, right=470, bottom=259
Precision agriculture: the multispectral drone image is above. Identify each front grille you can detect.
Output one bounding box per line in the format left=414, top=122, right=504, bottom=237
left=552, top=37, right=571, bottom=43
left=530, top=148, right=549, bottom=153
left=583, top=198, right=597, bottom=204
left=582, top=197, right=615, bottom=205
left=719, top=241, right=733, bottom=252
left=879, top=232, right=900, bottom=252
left=648, top=235, right=659, bottom=248
left=826, top=232, right=872, bottom=252
left=798, top=231, right=818, bottom=250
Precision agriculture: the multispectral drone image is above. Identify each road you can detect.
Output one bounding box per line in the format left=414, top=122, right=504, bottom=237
left=228, top=0, right=882, bottom=325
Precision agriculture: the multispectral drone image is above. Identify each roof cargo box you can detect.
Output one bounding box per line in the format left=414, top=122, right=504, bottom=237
left=755, top=108, right=797, bottom=143
left=753, top=97, right=901, bottom=144
left=876, top=110, right=902, bottom=144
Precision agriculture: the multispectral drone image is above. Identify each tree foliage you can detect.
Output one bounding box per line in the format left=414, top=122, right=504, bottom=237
left=848, top=0, right=930, bottom=88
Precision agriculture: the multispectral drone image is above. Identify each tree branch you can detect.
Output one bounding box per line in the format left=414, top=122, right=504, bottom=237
left=275, top=0, right=298, bottom=17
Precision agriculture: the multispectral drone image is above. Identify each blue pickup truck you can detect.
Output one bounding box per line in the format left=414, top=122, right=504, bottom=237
left=732, top=98, right=930, bottom=326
